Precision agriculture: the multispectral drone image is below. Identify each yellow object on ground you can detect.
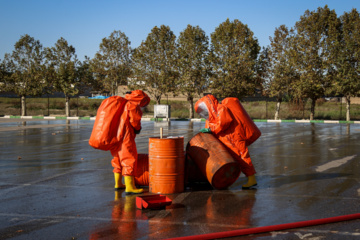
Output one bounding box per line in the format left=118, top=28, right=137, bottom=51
left=242, top=175, right=257, bottom=189
left=125, top=176, right=143, bottom=195
left=114, top=191, right=121, bottom=200
left=114, top=172, right=125, bottom=190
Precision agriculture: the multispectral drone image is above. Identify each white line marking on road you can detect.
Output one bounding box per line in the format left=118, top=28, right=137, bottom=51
left=0, top=169, right=77, bottom=196
left=315, top=155, right=357, bottom=172
left=295, top=232, right=314, bottom=239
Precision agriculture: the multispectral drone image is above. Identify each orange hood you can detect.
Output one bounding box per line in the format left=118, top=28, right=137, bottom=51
left=195, top=94, right=219, bottom=122
left=125, top=90, right=150, bottom=107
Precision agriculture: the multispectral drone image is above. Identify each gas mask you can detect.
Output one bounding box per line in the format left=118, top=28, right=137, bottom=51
left=196, top=102, right=209, bottom=120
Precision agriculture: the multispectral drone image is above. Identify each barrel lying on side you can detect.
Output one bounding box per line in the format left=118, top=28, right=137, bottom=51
left=186, top=133, right=241, bottom=189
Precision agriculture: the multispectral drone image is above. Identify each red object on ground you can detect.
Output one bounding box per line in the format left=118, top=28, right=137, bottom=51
left=164, top=213, right=360, bottom=240
left=136, top=195, right=172, bottom=209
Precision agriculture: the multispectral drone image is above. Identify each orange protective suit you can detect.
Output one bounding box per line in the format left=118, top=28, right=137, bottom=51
left=110, top=90, right=150, bottom=176
left=195, top=95, right=261, bottom=177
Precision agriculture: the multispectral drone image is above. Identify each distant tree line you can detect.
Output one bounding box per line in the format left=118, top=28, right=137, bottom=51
left=0, top=5, right=359, bottom=120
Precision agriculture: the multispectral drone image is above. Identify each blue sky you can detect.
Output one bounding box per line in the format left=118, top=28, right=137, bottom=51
left=1, top=0, right=359, bottom=61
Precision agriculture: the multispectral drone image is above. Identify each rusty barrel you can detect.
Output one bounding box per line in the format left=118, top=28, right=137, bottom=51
left=186, top=133, right=241, bottom=189
left=134, top=153, right=149, bottom=186
left=185, top=154, right=208, bottom=184
left=149, top=136, right=185, bottom=194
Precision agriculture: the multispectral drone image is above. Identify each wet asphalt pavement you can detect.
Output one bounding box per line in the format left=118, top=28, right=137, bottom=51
left=0, top=118, right=359, bottom=240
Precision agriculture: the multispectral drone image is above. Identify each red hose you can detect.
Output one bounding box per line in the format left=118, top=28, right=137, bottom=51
left=166, top=213, right=360, bottom=240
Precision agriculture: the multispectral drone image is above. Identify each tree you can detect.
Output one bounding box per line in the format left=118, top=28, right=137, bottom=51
left=332, top=8, right=360, bottom=121
left=46, top=37, right=80, bottom=117
left=268, top=25, right=299, bottom=120
left=256, top=46, right=270, bottom=97
left=131, top=25, right=178, bottom=104
left=41, top=58, right=57, bottom=116
left=91, top=31, right=132, bottom=96
left=4, top=35, right=45, bottom=116
left=0, top=58, right=10, bottom=92
left=293, top=6, right=341, bottom=120
left=177, top=24, right=210, bottom=118
left=78, top=56, right=95, bottom=94
left=208, top=19, right=260, bottom=99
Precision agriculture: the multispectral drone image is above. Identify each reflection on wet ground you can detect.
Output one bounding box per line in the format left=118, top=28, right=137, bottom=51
left=0, top=119, right=359, bottom=239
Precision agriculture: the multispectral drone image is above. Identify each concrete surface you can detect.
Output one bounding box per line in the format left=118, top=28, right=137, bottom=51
left=0, top=118, right=359, bottom=239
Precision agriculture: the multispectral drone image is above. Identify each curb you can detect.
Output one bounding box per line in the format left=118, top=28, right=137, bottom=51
left=0, top=115, right=359, bottom=124
left=0, top=115, right=94, bottom=120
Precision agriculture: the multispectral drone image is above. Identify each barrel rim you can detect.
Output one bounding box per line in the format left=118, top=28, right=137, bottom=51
left=149, top=136, right=184, bottom=140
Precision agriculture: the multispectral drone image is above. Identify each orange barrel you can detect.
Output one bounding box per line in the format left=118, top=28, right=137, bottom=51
left=186, top=132, right=241, bottom=189
left=185, top=154, right=208, bottom=184
left=149, top=136, right=185, bottom=194
left=134, top=153, right=149, bottom=186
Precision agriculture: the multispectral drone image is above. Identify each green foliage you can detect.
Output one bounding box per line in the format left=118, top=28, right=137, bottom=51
left=45, top=37, right=82, bottom=116
left=256, top=47, right=270, bottom=94
left=267, top=25, right=301, bottom=120
left=0, top=59, right=11, bottom=91
left=332, top=8, right=360, bottom=120
left=77, top=56, right=95, bottom=95
left=131, top=25, right=178, bottom=104
left=209, top=19, right=260, bottom=99
left=268, top=25, right=299, bottom=100
left=292, top=6, right=341, bottom=119
left=90, top=31, right=132, bottom=95
left=51, top=101, right=65, bottom=109
left=2, top=7, right=360, bottom=120
left=177, top=24, right=210, bottom=118
left=27, top=102, right=46, bottom=110
left=1, top=97, right=360, bottom=120
left=46, top=38, right=79, bottom=95
left=3, top=34, right=46, bottom=116
left=90, top=101, right=101, bottom=110
left=8, top=34, right=45, bottom=96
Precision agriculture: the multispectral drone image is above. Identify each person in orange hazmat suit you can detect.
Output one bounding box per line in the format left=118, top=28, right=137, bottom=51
left=194, top=94, right=260, bottom=189
left=110, top=90, right=150, bottom=195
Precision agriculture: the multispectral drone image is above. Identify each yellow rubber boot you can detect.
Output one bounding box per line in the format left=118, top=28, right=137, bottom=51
left=124, top=176, right=143, bottom=195
left=242, top=175, right=257, bottom=189
left=114, top=172, right=125, bottom=190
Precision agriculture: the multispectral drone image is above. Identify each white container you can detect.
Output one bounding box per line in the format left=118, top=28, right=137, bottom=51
left=154, top=105, right=171, bottom=118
